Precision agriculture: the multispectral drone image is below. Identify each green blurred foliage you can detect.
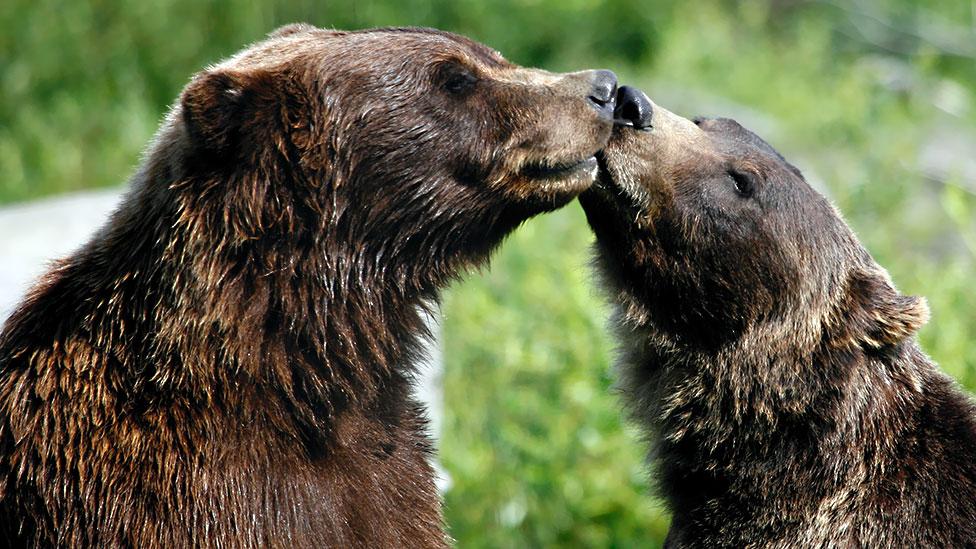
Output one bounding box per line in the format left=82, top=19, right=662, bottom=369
left=2, top=0, right=974, bottom=546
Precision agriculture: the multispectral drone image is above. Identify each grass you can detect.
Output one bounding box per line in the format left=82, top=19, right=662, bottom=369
left=441, top=206, right=671, bottom=547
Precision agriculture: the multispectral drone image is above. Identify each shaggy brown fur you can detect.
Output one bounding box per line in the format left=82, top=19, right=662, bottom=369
left=581, top=93, right=976, bottom=547
left=0, top=24, right=616, bottom=547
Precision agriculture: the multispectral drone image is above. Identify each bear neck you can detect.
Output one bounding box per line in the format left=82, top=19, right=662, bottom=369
left=30, top=130, right=464, bottom=451
left=160, top=195, right=441, bottom=448
left=610, top=289, right=947, bottom=524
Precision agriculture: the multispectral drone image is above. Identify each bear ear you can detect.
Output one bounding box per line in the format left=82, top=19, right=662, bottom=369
left=180, top=68, right=275, bottom=155
left=843, top=267, right=929, bottom=349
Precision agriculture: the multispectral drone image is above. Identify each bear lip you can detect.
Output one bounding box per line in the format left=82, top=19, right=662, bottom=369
left=591, top=151, right=623, bottom=195
left=520, top=155, right=598, bottom=180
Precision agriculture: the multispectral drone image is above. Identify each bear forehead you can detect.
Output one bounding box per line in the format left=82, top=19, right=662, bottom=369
left=219, top=26, right=510, bottom=74
left=697, top=118, right=802, bottom=179
left=353, top=27, right=508, bottom=67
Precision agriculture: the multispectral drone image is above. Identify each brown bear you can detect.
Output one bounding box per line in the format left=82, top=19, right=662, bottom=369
left=582, top=87, right=976, bottom=547
left=0, top=24, right=618, bottom=547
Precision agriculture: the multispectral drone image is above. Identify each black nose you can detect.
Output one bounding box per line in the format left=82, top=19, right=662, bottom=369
left=587, top=70, right=618, bottom=118
left=614, top=86, right=654, bottom=130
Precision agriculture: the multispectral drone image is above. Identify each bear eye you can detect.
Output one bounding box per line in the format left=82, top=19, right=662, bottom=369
left=439, top=64, right=478, bottom=95
left=728, top=170, right=756, bottom=198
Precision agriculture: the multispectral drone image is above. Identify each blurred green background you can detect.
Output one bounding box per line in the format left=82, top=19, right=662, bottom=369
left=2, top=0, right=974, bottom=546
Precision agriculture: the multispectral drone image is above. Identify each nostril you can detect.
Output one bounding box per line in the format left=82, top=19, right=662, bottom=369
left=619, top=101, right=642, bottom=124
left=613, top=85, right=654, bottom=130
left=587, top=69, right=618, bottom=110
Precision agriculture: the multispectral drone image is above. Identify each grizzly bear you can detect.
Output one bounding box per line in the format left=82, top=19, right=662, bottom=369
left=0, top=24, right=618, bottom=547
left=582, top=87, right=976, bottom=547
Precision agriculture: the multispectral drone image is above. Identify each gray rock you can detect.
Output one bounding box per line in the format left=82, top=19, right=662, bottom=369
left=0, top=187, right=124, bottom=322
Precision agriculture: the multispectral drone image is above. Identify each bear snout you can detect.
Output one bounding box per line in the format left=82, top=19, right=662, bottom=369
left=613, top=86, right=654, bottom=130
left=586, top=69, right=619, bottom=120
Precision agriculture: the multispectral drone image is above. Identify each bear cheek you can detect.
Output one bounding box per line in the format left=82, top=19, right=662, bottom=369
left=659, top=217, right=768, bottom=335
left=499, top=86, right=599, bottom=160
left=539, top=100, right=608, bottom=158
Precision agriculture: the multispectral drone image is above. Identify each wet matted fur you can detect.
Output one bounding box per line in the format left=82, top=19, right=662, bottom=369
left=0, top=24, right=614, bottom=547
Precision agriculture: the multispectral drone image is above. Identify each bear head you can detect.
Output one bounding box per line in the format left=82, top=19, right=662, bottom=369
left=171, top=24, right=617, bottom=294
left=581, top=89, right=928, bottom=355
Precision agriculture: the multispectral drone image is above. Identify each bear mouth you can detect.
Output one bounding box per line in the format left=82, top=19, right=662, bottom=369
left=520, top=156, right=598, bottom=181
left=577, top=151, right=654, bottom=248
left=589, top=151, right=644, bottom=215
